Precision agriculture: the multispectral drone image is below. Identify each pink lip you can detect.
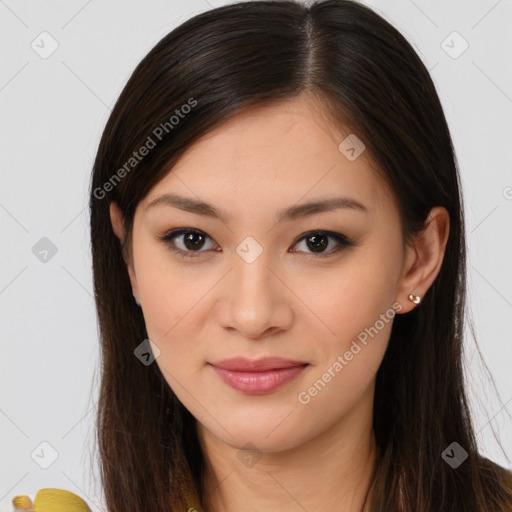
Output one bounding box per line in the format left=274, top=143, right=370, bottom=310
left=209, top=357, right=308, bottom=394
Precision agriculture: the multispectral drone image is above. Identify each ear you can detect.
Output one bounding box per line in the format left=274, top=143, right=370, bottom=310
left=396, top=206, right=450, bottom=313
left=110, top=201, right=140, bottom=304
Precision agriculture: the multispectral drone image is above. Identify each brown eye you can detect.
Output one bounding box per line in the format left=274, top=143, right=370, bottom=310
left=158, top=228, right=354, bottom=260
left=181, top=231, right=207, bottom=250
left=291, top=231, right=354, bottom=258
left=159, top=228, right=217, bottom=258
left=304, top=233, right=329, bottom=252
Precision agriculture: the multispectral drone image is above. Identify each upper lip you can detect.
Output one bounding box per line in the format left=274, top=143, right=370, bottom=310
left=209, top=357, right=308, bottom=372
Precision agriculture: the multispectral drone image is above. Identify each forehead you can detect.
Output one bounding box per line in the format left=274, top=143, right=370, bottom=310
left=142, top=95, right=395, bottom=219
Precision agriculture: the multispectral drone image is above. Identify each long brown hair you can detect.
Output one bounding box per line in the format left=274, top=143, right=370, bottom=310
left=89, top=1, right=512, bottom=510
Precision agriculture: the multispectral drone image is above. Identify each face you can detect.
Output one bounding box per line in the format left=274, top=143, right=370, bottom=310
left=112, top=94, right=411, bottom=453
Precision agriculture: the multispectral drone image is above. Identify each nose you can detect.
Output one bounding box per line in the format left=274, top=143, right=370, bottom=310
left=216, top=254, right=294, bottom=340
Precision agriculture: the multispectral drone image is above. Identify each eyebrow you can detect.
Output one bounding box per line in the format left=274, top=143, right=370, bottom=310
left=145, top=192, right=368, bottom=224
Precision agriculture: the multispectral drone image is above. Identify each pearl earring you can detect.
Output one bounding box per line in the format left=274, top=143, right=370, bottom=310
left=408, top=293, right=421, bottom=304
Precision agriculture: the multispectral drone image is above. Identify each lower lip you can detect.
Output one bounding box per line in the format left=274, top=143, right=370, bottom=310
left=210, top=364, right=308, bottom=394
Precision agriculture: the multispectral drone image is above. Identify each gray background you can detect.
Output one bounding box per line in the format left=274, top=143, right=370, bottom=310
left=1, top=0, right=511, bottom=510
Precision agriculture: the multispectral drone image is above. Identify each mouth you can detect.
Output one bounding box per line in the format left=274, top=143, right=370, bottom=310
left=208, top=357, right=309, bottom=394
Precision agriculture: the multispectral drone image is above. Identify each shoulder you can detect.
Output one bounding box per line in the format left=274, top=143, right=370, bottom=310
left=479, top=457, right=512, bottom=510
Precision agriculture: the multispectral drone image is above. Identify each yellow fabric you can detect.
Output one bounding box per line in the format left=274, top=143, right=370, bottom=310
left=12, top=488, right=90, bottom=512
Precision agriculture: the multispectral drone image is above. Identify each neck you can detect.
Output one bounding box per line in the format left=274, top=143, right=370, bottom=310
left=198, top=386, right=378, bottom=512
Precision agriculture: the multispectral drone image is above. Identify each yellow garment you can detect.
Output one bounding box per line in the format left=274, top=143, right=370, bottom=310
left=12, top=488, right=90, bottom=512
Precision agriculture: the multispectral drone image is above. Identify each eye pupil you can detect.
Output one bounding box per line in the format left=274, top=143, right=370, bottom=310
left=161, top=229, right=349, bottom=259
left=184, top=232, right=205, bottom=250
left=307, top=234, right=328, bottom=252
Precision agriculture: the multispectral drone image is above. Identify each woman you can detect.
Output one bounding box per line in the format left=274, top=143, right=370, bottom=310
left=89, top=1, right=512, bottom=510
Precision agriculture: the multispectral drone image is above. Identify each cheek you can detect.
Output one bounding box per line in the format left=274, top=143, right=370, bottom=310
left=133, top=237, right=200, bottom=328
left=302, top=248, right=399, bottom=393
left=296, top=293, right=394, bottom=424
left=313, top=252, right=399, bottom=344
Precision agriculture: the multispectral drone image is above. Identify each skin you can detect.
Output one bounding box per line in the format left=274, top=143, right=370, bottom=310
left=110, top=93, right=450, bottom=512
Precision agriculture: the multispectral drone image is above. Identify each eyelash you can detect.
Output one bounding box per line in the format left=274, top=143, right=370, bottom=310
left=157, top=228, right=354, bottom=260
